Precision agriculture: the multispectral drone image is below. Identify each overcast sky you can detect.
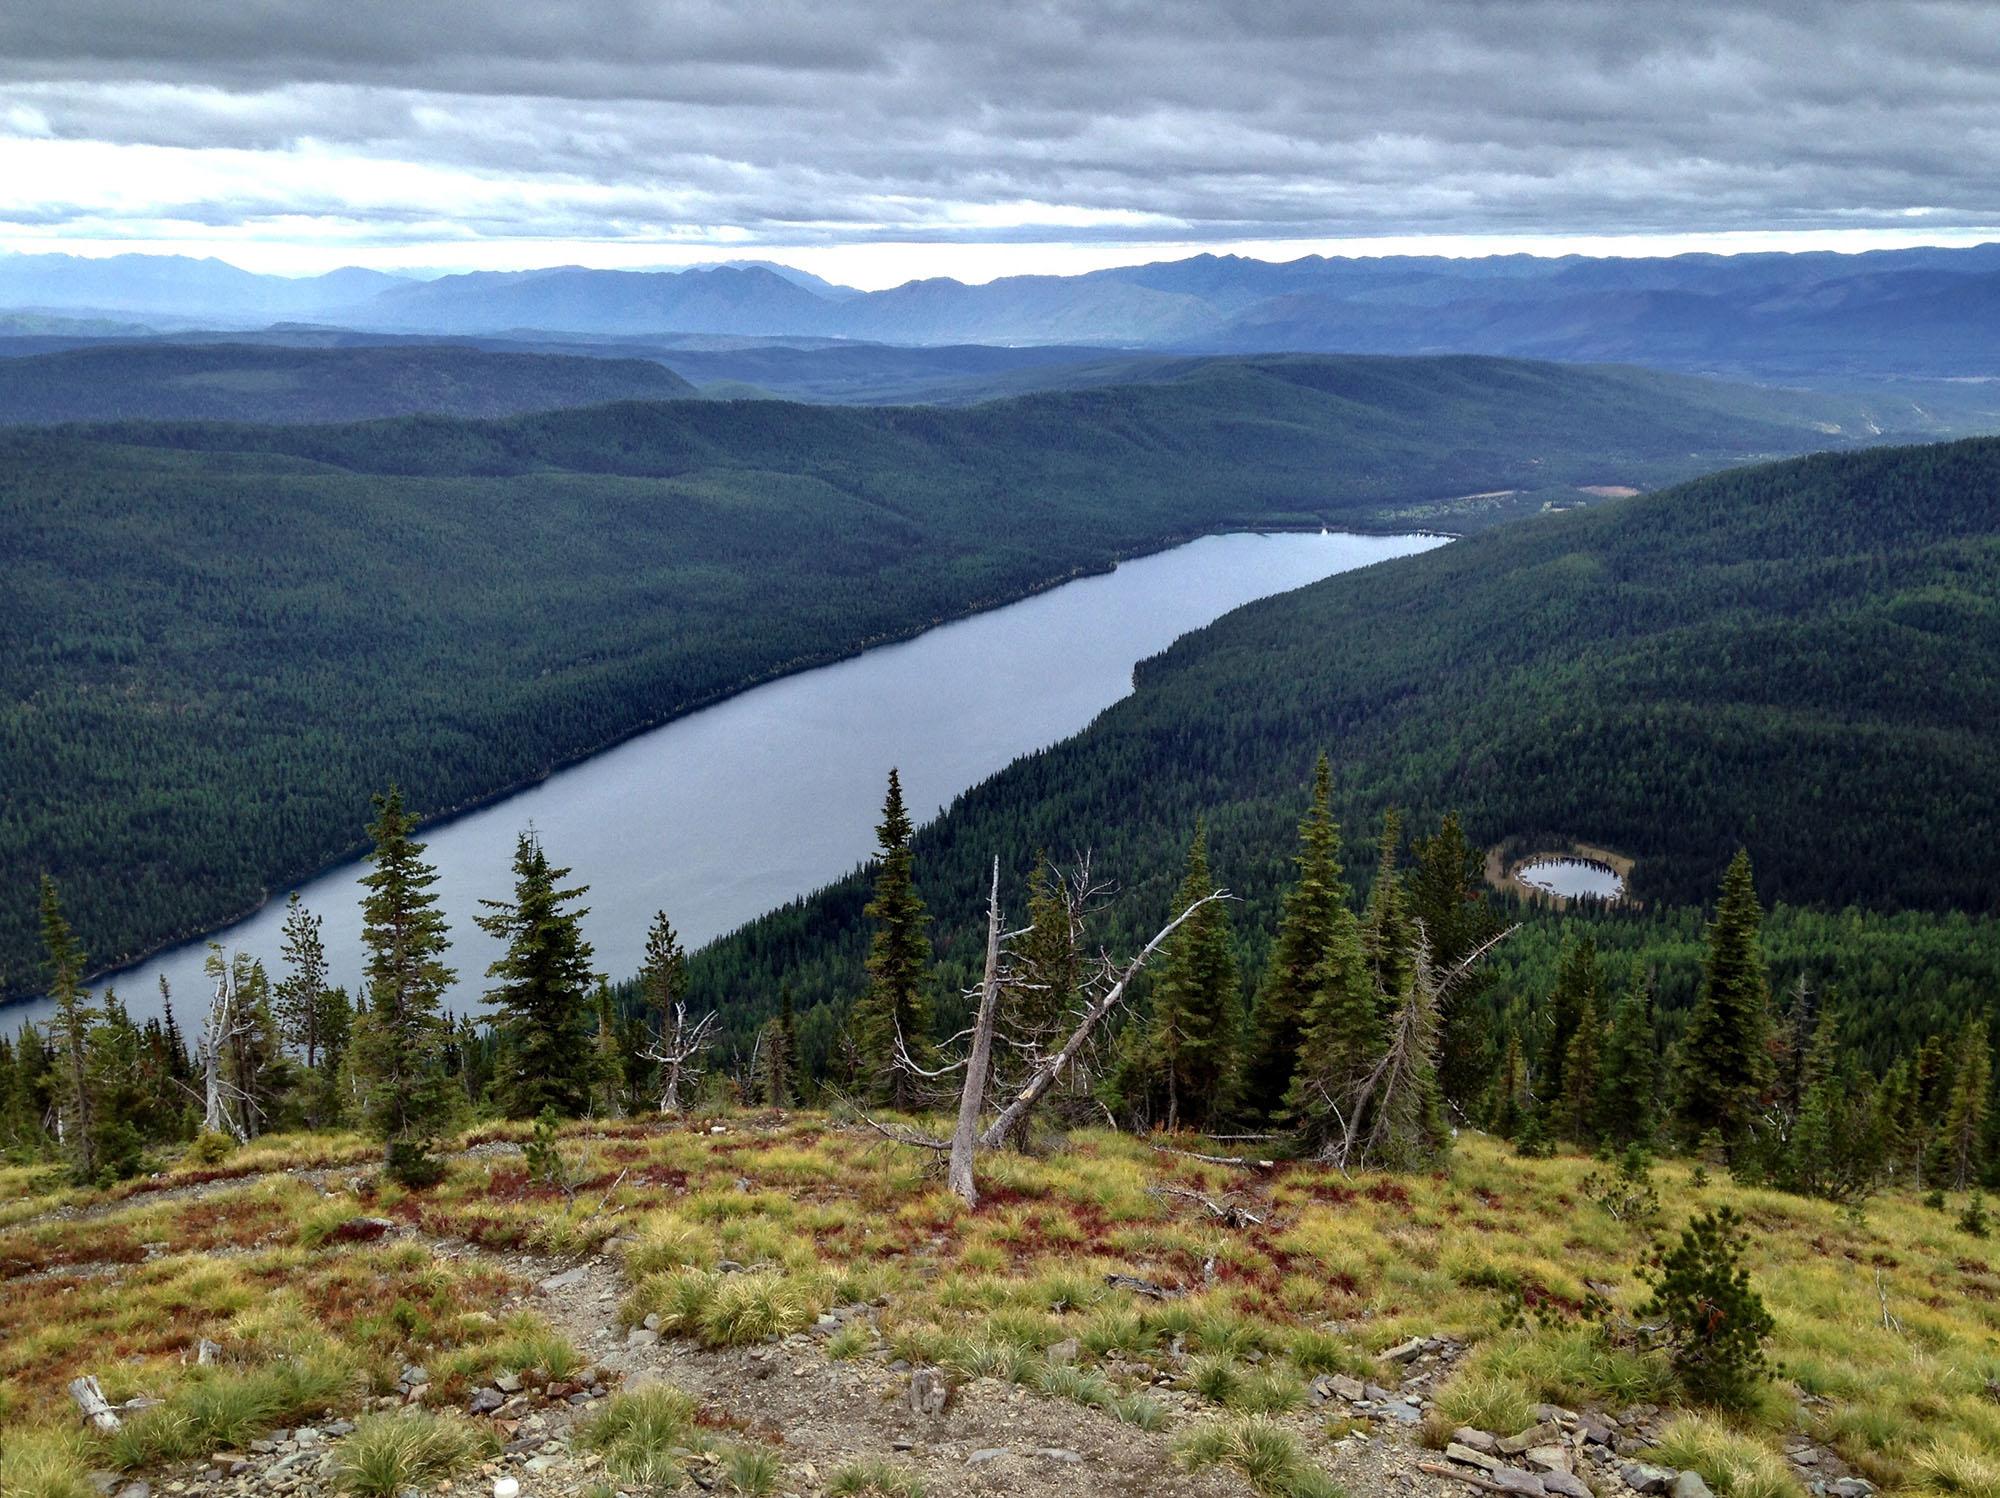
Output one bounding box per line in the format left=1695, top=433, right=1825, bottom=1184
left=2, top=0, right=1997, bottom=286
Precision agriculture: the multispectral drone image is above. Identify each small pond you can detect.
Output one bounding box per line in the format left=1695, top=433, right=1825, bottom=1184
left=1516, top=856, right=1625, bottom=901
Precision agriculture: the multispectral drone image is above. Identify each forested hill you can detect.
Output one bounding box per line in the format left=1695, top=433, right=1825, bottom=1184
left=0, top=354, right=1874, bottom=992
left=686, top=438, right=2000, bottom=1052
left=0, top=343, right=696, bottom=424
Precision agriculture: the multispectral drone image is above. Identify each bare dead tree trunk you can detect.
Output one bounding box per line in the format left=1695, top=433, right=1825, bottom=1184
left=949, top=859, right=1004, bottom=1206
left=980, top=891, right=1228, bottom=1150
left=69, top=1375, right=120, bottom=1433
left=645, top=1002, right=718, bottom=1114
left=199, top=957, right=249, bottom=1142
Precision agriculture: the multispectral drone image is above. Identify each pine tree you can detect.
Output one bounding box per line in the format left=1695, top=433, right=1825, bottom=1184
left=1934, top=1018, right=1991, bottom=1191
left=1788, top=1007, right=1885, bottom=1201
left=478, top=830, right=597, bottom=1118
left=851, top=769, right=934, bottom=1109
left=1286, top=843, right=1383, bottom=1147
left=1597, top=980, right=1661, bottom=1147
left=1407, top=811, right=1500, bottom=1108
left=1560, top=989, right=1604, bottom=1145
left=591, top=981, right=625, bottom=1117
left=639, top=911, right=685, bottom=1033
left=354, top=787, right=457, bottom=1185
left=38, top=877, right=99, bottom=1183
left=1487, top=1024, right=1529, bottom=1139
left=1241, top=756, right=1350, bottom=1120
left=755, top=984, right=798, bottom=1107
left=1006, top=858, right=1080, bottom=1067
left=1360, top=811, right=1414, bottom=1003
left=1672, top=851, right=1776, bottom=1152
left=83, top=990, right=146, bottom=1181
left=1540, top=937, right=1603, bottom=1119
left=1131, top=822, right=1240, bottom=1131
left=275, top=894, right=332, bottom=1076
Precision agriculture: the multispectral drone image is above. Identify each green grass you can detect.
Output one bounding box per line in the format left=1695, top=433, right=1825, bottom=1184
left=577, top=1383, right=703, bottom=1490
left=827, top=1457, right=926, bottom=1497
left=1177, top=1415, right=1344, bottom=1498
left=331, top=1410, right=491, bottom=1497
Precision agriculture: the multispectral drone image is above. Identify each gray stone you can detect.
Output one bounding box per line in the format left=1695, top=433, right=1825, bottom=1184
left=1381, top=1336, right=1430, bottom=1363
left=968, top=1448, right=1010, bottom=1465
left=1310, top=1375, right=1338, bottom=1404
left=112, top=1484, right=151, bottom=1498
left=1541, top=1473, right=1592, bottom=1498
left=1491, top=1468, right=1547, bottom=1496
left=492, top=1373, right=522, bottom=1394
left=1500, top=1423, right=1561, bottom=1456
left=1672, top=1476, right=1715, bottom=1498
left=1330, top=1374, right=1366, bottom=1402
left=1575, top=1413, right=1616, bottom=1447
left=1621, top=1466, right=1676, bottom=1496
left=1524, top=1445, right=1571, bottom=1475
left=1446, top=1443, right=1502, bottom=1473
left=468, top=1388, right=506, bottom=1415
left=523, top=1455, right=562, bottom=1474
left=1454, top=1428, right=1501, bottom=1455
left=535, top=1267, right=588, bottom=1294
left=625, top=1327, right=660, bottom=1348
left=908, top=1366, right=949, bottom=1417
left=1830, top=1482, right=1875, bottom=1498
left=1382, top=1400, right=1422, bottom=1424
left=1364, top=1382, right=1397, bottom=1402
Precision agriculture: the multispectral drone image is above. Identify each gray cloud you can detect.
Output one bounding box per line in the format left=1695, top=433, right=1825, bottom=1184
left=2, top=0, right=1998, bottom=251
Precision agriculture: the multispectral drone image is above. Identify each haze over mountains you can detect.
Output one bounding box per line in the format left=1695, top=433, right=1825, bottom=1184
left=10, top=243, right=2000, bottom=381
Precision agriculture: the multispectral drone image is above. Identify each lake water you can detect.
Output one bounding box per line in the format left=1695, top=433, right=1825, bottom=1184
left=11, top=530, right=1444, bottom=1033
left=1516, top=857, right=1625, bottom=901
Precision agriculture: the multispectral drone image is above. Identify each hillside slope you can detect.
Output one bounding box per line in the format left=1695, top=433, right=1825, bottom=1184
left=688, top=439, right=2000, bottom=1043
left=0, top=343, right=696, bottom=424
left=0, top=354, right=1869, bottom=991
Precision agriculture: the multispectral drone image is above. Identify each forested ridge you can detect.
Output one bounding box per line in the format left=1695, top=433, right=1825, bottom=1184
left=686, top=437, right=2000, bottom=1065
left=0, top=343, right=697, bottom=424
left=0, top=354, right=1860, bottom=993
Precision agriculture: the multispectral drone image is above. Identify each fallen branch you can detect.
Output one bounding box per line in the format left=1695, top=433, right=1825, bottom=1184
left=1150, top=1143, right=1274, bottom=1169
left=1418, top=1462, right=1510, bottom=1493
left=1104, top=1272, right=1181, bottom=1300
left=1149, top=1183, right=1265, bottom=1228
left=851, top=1105, right=952, bottom=1152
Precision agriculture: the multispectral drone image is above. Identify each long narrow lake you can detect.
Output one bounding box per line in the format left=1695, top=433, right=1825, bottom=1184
left=15, top=530, right=1443, bottom=1032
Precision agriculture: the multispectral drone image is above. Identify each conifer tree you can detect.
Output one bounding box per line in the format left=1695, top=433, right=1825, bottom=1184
left=0, top=1036, right=16, bottom=1153
left=1006, top=858, right=1080, bottom=1066
left=478, top=830, right=597, bottom=1118
left=639, top=911, right=685, bottom=1033
left=1372, top=954, right=1451, bottom=1171
left=38, top=877, right=99, bottom=1182
left=354, top=787, right=457, bottom=1185
left=1407, top=811, right=1500, bottom=1108
left=1560, top=989, right=1604, bottom=1145
left=1241, top=755, right=1350, bottom=1120
left=84, top=990, right=145, bottom=1181
left=1487, top=1025, right=1529, bottom=1139
left=1360, top=811, right=1414, bottom=1003
left=1788, top=1006, right=1885, bottom=1201
left=851, top=769, right=934, bottom=1109
left=1133, top=821, right=1240, bottom=1132
left=1934, top=1018, right=1991, bottom=1191
left=1540, top=937, right=1603, bottom=1119
left=591, top=981, right=625, bottom=1117
left=275, top=894, right=333, bottom=1075
left=1672, top=851, right=1776, bottom=1152
left=1597, top=980, right=1661, bottom=1147
left=1286, top=842, right=1383, bottom=1147
left=755, top=984, right=798, bottom=1107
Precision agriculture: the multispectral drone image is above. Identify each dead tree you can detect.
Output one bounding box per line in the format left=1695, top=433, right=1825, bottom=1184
left=948, top=860, right=1005, bottom=1205
left=197, top=946, right=259, bottom=1142
left=979, top=886, right=1230, bottom=1150
left=644, top=1001, right=717, bottom=1113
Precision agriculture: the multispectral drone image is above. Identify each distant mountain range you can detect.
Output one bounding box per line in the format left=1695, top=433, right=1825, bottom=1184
left=9, top=243, right=2000, bottom=379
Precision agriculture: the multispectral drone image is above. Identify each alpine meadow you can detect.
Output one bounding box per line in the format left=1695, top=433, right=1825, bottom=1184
left=5, top=8, right=2000, bottom=1498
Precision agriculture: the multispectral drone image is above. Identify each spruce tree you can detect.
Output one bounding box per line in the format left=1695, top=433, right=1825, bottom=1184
left=1597, top=980, right=1661, bottom=1147
left=275, top=894, right=331, bottom=1074
left=1007, top=858, right=1080, bottom=1065
left=1286, top=844, right=1383, bottom=1147
left=1487, top=1025, right=1529, bottom=1139
left=1934, top=1018, right=1991, bottom=1191
left=851, top=769, right=934, bottom=1109
left=38, top=877, right=99, bottom=1183
left=591, top=980, right=625, bottom=1117
left=1672, top=851, right=1776, bottom=1152
left=1407, top=811, right=1500, bottom=1108
left=1241, top=756, right=1349, bottom=1120
left=1372, top=955, right=1450, bottom=1171
left=1360, top=811, right=1414, bottom=1003
left=1540, top=937, right=1603, bottom=1118
left=1788, top=1007, right=1885, bottom=1202
left=354, top=787, right=457, bottom=1185
left=84, top=990, right=146, bottom=1181
left=1560, top=989, right=1603, bottom=1145
left=1136, top=822, right=1240, bottom=1132
left=478, top=830, right=597, bottom=1118
left=755, top=986, right=797, bottom=1108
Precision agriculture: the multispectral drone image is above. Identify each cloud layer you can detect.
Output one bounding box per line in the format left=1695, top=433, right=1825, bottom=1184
left=3, top=1, right=1997, bottom=269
